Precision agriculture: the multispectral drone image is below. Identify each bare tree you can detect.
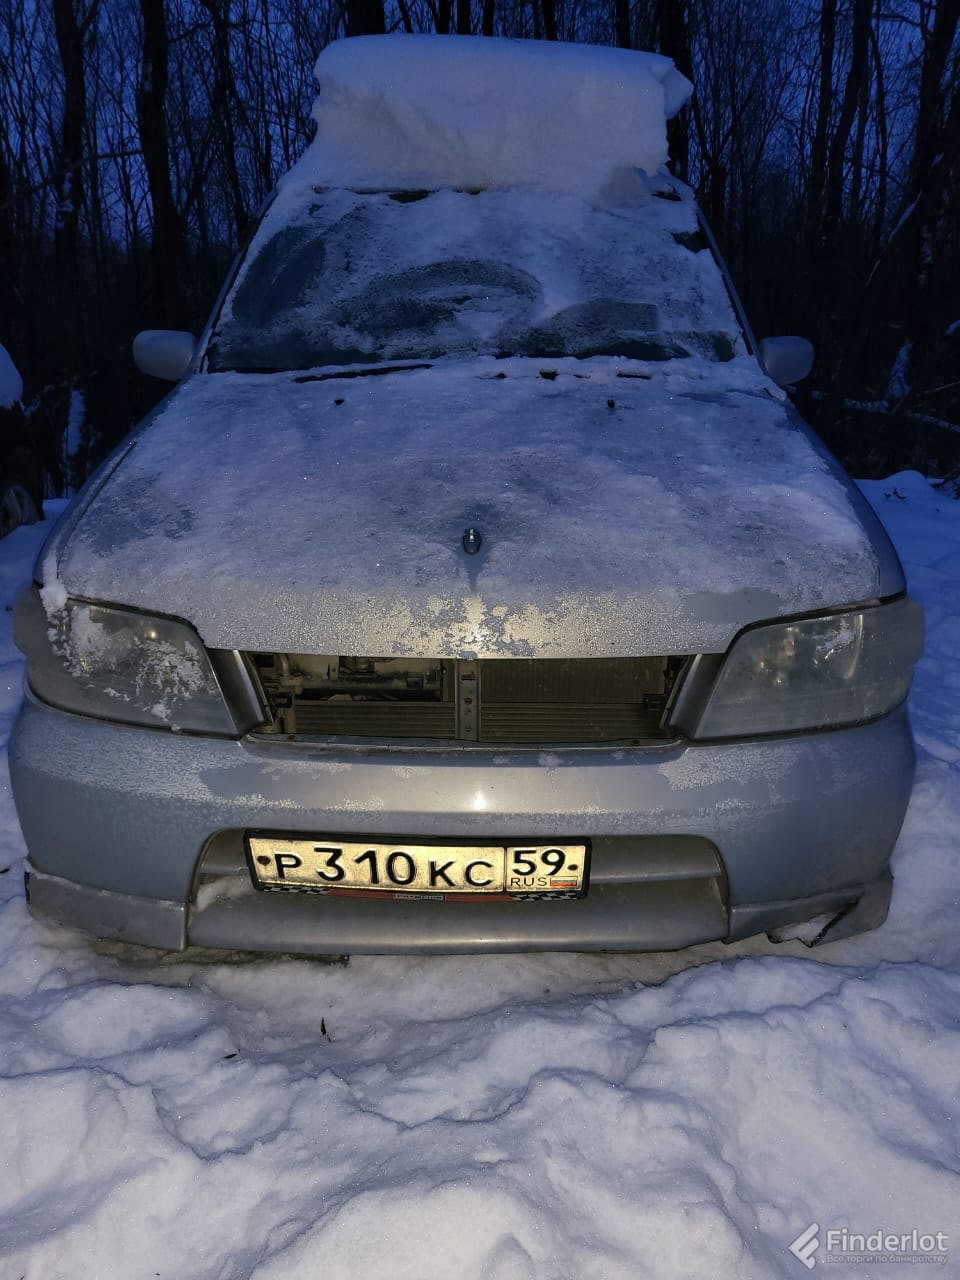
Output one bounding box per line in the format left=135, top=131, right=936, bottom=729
left=51, top=0, right=100, bottom=363
left=137, top=0, right=185, bottom=324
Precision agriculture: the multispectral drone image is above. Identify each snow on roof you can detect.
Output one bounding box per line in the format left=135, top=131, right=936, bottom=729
left=0, top=343, right=23, bottom=409
left=283, top=35, right=692, bottom=197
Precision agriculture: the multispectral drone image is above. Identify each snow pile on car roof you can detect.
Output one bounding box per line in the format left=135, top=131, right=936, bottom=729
left=0, top=344, right=23, bottom=409
left=283, top=35, right=692, bottom=196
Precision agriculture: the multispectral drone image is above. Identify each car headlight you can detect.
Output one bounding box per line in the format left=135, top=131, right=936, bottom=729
left=686, top=597, right=923, bottom=740
left=15, top=588, right=239, bottom=734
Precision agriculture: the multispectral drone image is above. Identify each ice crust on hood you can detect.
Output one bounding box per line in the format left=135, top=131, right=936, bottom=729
left=283, top=35, right=693, bottom=197
left=56, top=357, right=882, bottom=658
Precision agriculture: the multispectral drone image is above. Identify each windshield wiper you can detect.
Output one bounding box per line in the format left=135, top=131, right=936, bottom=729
left=293, top=363, right=432, bottom=384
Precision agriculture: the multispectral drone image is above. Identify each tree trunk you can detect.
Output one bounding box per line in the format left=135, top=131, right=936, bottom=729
left=0, top=140, right=14, bottom=326
left=199, top=0, right=249, bottom=239
left=540, top=0, right=557, bottom=40
left=912, top=0, right=959, bottom=192
left=52, top=0, right=97, bottom=368
left=137, top=0, right=185, bottom=326
left=657, top=0, right=692, bottom=179
left=898, top=0, right=960, bottom=400
left=806, top=0, right=837, bottom=257
left=433, top=0, right=452, bottom=34
left=867, top=11, right=888, bottom=253
left=347, top=0, right=386, bottom=34
left=822, top=0, right=871, bottom=240
left=614, top=0, right=631, bottom=49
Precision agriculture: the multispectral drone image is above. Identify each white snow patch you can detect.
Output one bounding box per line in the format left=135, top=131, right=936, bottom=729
left=39, top=576, right=69, bottom=617
left=63, top=388, right=85, bottom=492
left=194, top=875, right=256, bottom=910
left=285, top=35, right=692, bottom=198
left=0, top=343, right=23, bottom=408
left=886, top=339, right=912, bottom=402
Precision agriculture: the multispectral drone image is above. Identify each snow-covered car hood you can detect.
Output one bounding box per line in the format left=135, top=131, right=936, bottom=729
left=53, top=357, right=890, bottom=657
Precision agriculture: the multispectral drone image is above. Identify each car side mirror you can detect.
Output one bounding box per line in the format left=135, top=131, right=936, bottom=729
left=758, top=336, right=815, bottom=387
left=133, top=330, right=196, bottom=382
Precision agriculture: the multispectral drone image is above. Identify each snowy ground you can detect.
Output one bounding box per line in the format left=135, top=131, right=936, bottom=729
left=0, top=473, right=958, bottom=1279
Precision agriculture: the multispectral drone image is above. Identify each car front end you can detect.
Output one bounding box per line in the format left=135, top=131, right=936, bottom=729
left=10, top=357, right=922, bottom=954
left=9, top=37, right=924, bottom=956
left=11, top=598, right=919, bottom=954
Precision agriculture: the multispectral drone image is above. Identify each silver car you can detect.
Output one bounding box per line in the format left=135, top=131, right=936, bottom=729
left=10, top=47, right=922, bottom=955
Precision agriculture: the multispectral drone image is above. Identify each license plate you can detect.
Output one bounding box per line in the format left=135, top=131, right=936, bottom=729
left=245, top=835, right=590, bottom=898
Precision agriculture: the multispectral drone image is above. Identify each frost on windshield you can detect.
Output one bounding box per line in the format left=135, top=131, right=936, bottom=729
left=209, top=186, right=742, bottom=372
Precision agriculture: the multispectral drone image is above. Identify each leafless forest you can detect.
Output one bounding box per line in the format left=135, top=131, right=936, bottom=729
left=1, top=0, right=958, bottom=489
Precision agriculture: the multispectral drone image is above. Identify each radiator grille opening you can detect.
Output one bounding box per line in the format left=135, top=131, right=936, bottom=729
left=250, top=654, right=684, bottom=744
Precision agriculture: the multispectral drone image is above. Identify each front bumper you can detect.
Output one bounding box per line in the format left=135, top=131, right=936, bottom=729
left=11, top=692, right=915, bottom=953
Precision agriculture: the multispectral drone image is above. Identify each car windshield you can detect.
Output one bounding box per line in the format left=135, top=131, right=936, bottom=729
left=207, top=186, right=744, bottom=372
